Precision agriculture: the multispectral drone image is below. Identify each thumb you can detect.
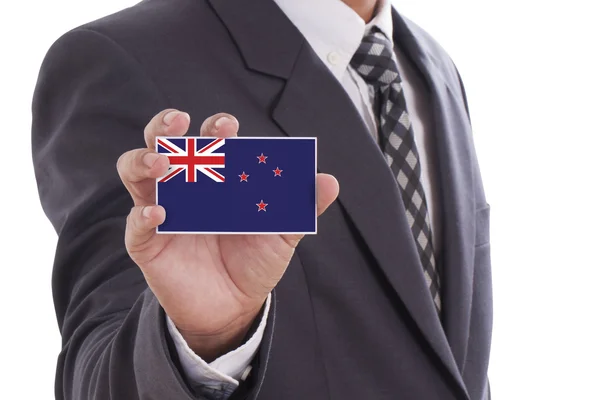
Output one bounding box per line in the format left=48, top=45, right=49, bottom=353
left=280, top=173, right=339, bottom=245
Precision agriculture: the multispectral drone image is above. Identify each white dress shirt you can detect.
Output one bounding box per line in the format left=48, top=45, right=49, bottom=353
left=167, top=0, right=441, bottom=394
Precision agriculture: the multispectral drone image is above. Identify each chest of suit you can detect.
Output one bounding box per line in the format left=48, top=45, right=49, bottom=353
left=104, top=0, right=492, bottom=398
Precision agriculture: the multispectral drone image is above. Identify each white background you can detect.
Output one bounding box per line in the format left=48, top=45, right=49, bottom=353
left=0, top=0, right=598, bottom=398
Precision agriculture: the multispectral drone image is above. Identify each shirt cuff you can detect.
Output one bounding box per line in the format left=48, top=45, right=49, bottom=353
left=166, top=293, right=272, bottom=390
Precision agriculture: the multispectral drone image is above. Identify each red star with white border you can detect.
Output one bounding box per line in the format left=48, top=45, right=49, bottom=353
left=273, top=167, right=283, bottom=177
left=239, top=171, right=249, bottom=182
left=256, top=200, right=268, bottom=212
left=257, top=153, right=268, bottom=164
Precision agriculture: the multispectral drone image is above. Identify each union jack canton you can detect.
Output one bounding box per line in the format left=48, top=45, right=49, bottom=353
left=156, top=137, right=225, bottom=183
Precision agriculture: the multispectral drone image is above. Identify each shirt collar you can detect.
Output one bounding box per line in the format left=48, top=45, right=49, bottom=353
left=273, top=0, right=395, bottom=82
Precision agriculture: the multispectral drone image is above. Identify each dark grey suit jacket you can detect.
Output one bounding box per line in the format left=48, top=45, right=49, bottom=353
left=32, top=0, right=493, bottom=399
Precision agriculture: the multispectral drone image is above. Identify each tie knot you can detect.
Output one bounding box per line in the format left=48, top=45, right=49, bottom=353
left=350, top=29, right=400, bottom=88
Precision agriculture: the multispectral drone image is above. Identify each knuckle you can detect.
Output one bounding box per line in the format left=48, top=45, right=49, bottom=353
left=134, top=149, right=148, bottom=166
left=145, top=108, right=182, bottom=144
left=144, top=120, right=159, bottom=139
left=117, top=150, right=144, bottom=179
left=126, top=207, right=137, bottom=228
left=200, top=116, right=215, bottom=133
left=127, top=207, right=144, bottom=234
left=125, top=207, right=154, bottom=258
left=144, top=109, right=169, bottom=136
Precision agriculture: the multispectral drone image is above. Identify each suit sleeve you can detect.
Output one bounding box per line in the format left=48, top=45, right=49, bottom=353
left=32, top=27, right=202, bottom=400
left=167, top=293, right=271, bottom=393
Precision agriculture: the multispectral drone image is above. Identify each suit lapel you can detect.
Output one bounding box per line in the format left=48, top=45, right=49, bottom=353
left=208, top=0, right=471, bottom=396
left=392, top=12, right=478, bottom=378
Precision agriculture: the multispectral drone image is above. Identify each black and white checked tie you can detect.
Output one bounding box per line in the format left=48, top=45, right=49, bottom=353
left=350, top=29, right=442, bottom=314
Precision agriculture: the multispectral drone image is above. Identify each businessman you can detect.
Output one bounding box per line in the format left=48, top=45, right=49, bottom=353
left=32, top=0, right=493, bottom=399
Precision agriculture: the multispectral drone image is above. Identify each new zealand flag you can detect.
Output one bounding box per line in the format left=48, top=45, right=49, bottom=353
left=156, top=137, right=317, bottom=234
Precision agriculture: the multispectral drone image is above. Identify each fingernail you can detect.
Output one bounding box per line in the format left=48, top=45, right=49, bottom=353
left=142, top=206, right=153, bottom=219
left=214, top=116, right=234, bottom=130
left=143, top=152, right=160, bottom=168
left=164, top=111, right=189, bottom=126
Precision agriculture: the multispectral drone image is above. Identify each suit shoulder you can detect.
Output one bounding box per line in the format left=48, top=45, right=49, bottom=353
left=48, top=0, right=214, bottom=58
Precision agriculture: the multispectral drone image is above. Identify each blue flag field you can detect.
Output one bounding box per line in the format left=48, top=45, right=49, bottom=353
left=155, top=136, right=317, bottom=234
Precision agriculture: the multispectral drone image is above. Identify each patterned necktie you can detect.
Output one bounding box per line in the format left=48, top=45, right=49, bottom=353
left=350, top=29, right=442, bottom=315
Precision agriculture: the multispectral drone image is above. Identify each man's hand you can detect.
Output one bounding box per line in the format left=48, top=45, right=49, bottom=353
left=116, top=109, right=339, bottom=361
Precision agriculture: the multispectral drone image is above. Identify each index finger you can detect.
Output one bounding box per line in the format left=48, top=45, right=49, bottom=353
left=143, top=109, right=191, bottom=148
